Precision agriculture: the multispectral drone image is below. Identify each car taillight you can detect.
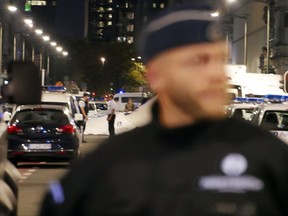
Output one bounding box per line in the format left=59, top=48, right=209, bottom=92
left=58, top=125, right=75, bottom=134
left=7, top=125, right=23, bottom=134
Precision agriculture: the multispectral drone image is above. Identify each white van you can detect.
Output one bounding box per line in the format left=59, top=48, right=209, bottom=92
left=41, top=91, right=81, bottom=119
left=113, top=92, right=145, bottom=111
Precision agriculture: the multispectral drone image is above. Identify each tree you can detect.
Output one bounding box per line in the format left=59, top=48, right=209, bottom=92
left=122, top=61, right=147, bottom=92
left=62, top=39, right=146, bottom=97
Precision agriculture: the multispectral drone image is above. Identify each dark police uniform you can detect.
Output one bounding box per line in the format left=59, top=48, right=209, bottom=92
left=39, top=102, right=288, bottom=216
left=78, top=98, right=89, bottom=131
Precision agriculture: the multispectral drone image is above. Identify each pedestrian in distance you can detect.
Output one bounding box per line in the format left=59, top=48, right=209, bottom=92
left=106, top=94, right=117, bottom=137
left=124, top=97, right=135, bottom=112
left=38, top=2, right=288, bottom=215
left=78, top=92, right=89, bottom=143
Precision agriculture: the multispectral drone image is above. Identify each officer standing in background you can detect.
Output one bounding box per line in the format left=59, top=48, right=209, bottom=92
left=107, top=94, right=118, bottom=137
left=39, top=2, right=288, bottom=215
left=78, top=92, right=89, bottom=143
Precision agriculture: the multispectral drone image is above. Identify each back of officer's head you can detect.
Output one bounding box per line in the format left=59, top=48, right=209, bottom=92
left=136, top=1, right=224, bottom=64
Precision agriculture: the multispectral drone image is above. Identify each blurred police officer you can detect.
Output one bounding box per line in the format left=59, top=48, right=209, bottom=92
left=39, top=2, right=288, bottom=216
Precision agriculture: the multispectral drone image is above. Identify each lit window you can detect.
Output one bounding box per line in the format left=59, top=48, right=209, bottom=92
left=127, top=25, right=134, bottom=32
left=109, top=0, right=113, bottom=3
left=97, top=29, right=103, bottom=35
left=108, top=14, right=113, bottom=19
left=97, top=7, right=104, bottom=12
left=99, top=14, right=103, bottom=18
left=107, top=7, right=113, bottom=11
left=125, top=3, right=129, bottom=8
left=127, top=37, right=134, bottom=44
left=117, top=37, right=126, bottom=42
left=98, top=22, right=104, bottom=27
left=152, top=3, right=156, bottom=8
left=160, top=3, right=165, bottom=8
left=30, top=0, right=47, bottom=6
left=107, top=21, right=112, bottom=26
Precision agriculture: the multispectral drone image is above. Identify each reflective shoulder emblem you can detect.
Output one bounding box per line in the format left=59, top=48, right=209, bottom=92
left=221, top=153, right=248, bottom=176
left=198, top=153, right=264, bottom=193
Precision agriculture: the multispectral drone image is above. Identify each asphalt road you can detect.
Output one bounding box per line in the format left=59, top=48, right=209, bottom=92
left=17, top=135, right=107, bottom=216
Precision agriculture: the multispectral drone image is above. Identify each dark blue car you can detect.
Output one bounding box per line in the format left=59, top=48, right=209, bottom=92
left=7, top=105, right=81, bottom=165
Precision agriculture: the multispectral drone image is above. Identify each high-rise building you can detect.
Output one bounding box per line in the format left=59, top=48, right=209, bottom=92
left=88, top=0, right=169, bottom=43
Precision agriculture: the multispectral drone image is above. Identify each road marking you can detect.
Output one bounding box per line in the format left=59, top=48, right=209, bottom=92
left=18, top=168, right=36, bottom=183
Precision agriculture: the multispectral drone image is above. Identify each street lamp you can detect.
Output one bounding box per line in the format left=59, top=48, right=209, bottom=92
left=100, top=57, right=106, bottom=73
left=7, top=5, right=17, bottom=12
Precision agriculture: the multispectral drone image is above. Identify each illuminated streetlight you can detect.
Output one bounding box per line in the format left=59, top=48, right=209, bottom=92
left=131, top=58, right=136, bottom=61
left=100, top=57, right=106, bottom=73
left=8, top=5, right=17, bottom=12
left=101, top=57, right=106, bottom=64
left=35, top=29, right=43, bottom=35
left=43, top=35, right=50, bottom=41
left=62, top=51, right=68, bottom=56
left=50, top=41, right=57, bottom=46
left=56, top=46, right=63, bottom=52
left=211, top=12, right=219, bottom=17
left=24, top=19, right=33, bottom=25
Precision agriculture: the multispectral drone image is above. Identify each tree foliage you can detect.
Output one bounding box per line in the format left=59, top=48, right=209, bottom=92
left=61, top=39, right=146, bottom=97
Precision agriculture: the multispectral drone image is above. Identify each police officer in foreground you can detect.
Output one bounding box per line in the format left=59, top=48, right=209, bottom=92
left=38, top=2, right=288, bottom=216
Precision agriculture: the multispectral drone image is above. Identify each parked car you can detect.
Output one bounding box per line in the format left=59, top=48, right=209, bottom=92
left=7, top=104, right=81, bottom=165
left=226, top=97, right=263, bottom=121
left=250, top=102, right=288, bottom=144
left=88, top=101, right=108, bottom=118
left=41, top=91, right=81, bottom=118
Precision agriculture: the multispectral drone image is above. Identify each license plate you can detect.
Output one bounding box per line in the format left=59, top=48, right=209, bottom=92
left=28, top=144, right=52, bottom=150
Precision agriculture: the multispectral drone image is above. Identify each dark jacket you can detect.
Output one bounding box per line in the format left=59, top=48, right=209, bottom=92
left=39, top=103, right=288, bottom=216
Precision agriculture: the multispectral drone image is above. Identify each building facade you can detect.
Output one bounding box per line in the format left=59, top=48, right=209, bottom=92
left=228, top=0, right=288, bottom=75
left=88, top=0, right=170, bottom=43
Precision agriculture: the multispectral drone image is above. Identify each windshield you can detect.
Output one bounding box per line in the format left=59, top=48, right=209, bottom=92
left=261, top=111, right=288, bottom=131
left=11, top=109, right=69, bottom=125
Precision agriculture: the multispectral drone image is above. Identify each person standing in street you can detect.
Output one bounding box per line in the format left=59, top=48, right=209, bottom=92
left=107, top=94, right=117, bottom=137
left=78, top=92, right=89, bottom=143
left=124, top=97, right=135, bottom=112
left=39, top=2, right=288, bottom=216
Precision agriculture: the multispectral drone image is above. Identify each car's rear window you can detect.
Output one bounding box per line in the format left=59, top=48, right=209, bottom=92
left=11, top=110, right=69, bottom=125
left=41, top=102, right=69, bottom=108
left=96, top=103, right=107, bottom=110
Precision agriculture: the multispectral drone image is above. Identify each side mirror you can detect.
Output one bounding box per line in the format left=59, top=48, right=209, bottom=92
left=1, top=61, right=41, bottom=105
left=74, top=113, right=83, bottom=121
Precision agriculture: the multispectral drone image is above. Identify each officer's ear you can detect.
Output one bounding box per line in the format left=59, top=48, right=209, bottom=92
left=1, top=61, right=42, bottom=105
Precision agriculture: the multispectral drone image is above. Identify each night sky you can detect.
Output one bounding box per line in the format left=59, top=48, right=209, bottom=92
left=56, top=0, right=88, bottom=39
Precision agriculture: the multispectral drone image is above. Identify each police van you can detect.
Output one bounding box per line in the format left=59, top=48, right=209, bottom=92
left=41, top=86, right=82, bottom=121
left=249, top=94, right=288, bottom=144
left=226, top=97, right=264, bottom=121
left=113, top=92, right=146, bottom=112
